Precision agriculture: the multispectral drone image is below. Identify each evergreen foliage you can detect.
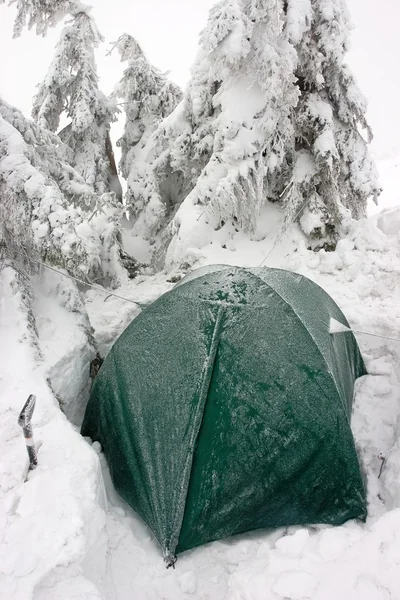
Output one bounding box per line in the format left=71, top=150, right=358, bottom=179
left=0, top=98, right=125, bottom=284
left=138, top=0, right=379, bottom=250
left=1, top=0, right=381, bottom=271
left=112, top=34, right=182, bottom=234
left=0, top=0, right=85, bottom=37
left=32, top=10, right=122, bottom=200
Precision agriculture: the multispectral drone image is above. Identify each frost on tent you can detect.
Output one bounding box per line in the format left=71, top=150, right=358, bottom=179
left=82, top=265, right=367, bottom=561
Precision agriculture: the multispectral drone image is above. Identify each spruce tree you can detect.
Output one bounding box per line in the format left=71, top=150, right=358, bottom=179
left=0, top=0, right=77, bottom=37
left=32, top=9, right=122, bottom=201
left=0, top=1, right=127, bottom=418
left=140, top=0, right=379, bottom=259
left=0, top=98, right=125, bottom=284
left=112, top=34, right=182, bottom=235
left=0, top=100, right=101, bottom=419
left=284, top=0, right=380, bottom=240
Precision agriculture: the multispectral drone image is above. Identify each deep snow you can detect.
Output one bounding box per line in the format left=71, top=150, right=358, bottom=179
left=2, top=157, right=400, bottom=599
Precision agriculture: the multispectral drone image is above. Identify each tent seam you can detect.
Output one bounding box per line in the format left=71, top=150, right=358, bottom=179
left=177, top=266, right=350, bottom=420
left=256, top=280, right=349, bottom=421
left=167, top=304, right=225, bottom=557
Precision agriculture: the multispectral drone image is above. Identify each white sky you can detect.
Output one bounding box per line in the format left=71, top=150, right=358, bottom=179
left=0, top=0, right=399, bottom=159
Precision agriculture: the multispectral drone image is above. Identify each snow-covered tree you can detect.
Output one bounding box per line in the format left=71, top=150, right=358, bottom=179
left=32, top=9, right=122, bottom=200
left=0, top=2, right=130, bottom=423
left=139, top=0, right=379, bottom=260
left=283, top=0, right=380, bottom=241
left=112, top=34, right=182, bottom=231
left=0, top=0, right=81, bottom=37
left=0, top=99, right=105, bottom=421
left=0, top=98, right=126, bottom=284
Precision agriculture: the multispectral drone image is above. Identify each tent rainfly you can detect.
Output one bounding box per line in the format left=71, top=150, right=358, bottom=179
left=81, top=265, right=367, bottom=565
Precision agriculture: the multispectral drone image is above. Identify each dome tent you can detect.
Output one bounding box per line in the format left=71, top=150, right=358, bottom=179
left=81, top=265, right=367, bottom=565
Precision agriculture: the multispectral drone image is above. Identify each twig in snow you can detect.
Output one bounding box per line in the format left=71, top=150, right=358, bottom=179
left=378, top=454, right=386, bottom=479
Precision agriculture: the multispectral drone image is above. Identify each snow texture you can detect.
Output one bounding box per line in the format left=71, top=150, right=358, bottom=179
left=1, top=157, right=400, bottom=599
left=1, top=0, right=79, bottom=38
left=32, top=9, right=122, bottom=200
left=0, top=0, right=399, bottom=597
left=0, top=98, right=127, bottom=286
left=33, top=269, right=96, bottom=424
left=125, top=0, right=379, bottom=268
left=0, top=265, right=105, bottom=600
left=111, top=34, right=182, bottom=235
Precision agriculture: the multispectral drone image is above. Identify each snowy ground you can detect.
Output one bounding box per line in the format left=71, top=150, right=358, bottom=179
left=2, top=158, right=400, bottom=599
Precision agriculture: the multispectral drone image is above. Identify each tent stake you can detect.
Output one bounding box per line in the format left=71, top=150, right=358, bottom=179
left=18, top=394, right=38, bottom=470
left=164, top=551, right=177, bottom=569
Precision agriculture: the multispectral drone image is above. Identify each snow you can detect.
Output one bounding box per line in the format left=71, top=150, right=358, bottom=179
left=179, top=571, right=198, bottom=594
left=215, top=76, right=266, bottom=124
left=286, top=0, right=313, bottom=45
left=120, top=224, right=153, bottom=264
left=2, top=153, right=400, bottom=599
left=329, top=318, right=350, bottom=333
left=0, top=99, right=126, bottom=286
left=4, top=148, right=400, bottom=600
left=0, top=266, right=106, bottom=600
left=136, top=0, right=378, bottom=259
left=33, top=271, right=96, bottom=424
left=228, top=512, right=400, bottom=600
left=1, top=8, right=400, bottom=595
left=368, top=156, right=400, bottom=215
left=299, top=207, right=324, bottom=237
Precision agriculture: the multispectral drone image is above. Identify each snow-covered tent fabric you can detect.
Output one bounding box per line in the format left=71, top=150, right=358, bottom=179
left=81, top=265, right=367, bottom=562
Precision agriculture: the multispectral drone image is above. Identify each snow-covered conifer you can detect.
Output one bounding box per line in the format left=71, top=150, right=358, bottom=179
left=284, top=0, right=380, bottom=241
left=141, top=0, right=379, bottom=262
left=112, top=34, right=182, bottom=229
left=32, top=10, right=122, bottom=200
left=0, top=98, right=126, bottom=285
left=0, top=0, right=79, bottom=37
left=0, top=99, right=102, bottom=421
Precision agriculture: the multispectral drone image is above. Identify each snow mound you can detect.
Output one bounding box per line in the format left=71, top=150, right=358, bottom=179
left=375, top=206, right=400, bottom=236
left=228, top=512, right=400, bottom=600
left=33, top=270, right=96, bottom=424
left=0, top=266, right=106, bottom=600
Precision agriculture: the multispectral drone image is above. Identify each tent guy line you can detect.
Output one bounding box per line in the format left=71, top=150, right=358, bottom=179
left=4, top=248, right=400, bottom=346
left=259, top=197, right=309, bottom=267
left=1, top=248, right=148, bottom=308
left=329, top=318, right=400, bottom=344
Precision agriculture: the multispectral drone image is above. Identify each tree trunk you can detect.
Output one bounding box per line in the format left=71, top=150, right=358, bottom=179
left=106, top=131, right=123, bottom=201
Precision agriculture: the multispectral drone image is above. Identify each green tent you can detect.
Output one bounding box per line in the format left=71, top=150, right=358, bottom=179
left=81, top=265, right=367, bottom=564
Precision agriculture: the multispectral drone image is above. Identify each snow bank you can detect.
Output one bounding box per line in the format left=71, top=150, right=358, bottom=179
left=33, top=270, right=96, bottom=424
left=164, top=199, right=298, bottom=272
left=0, top=266, right=106, bottom=600
left=228, top=512, right=400, bottom=600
